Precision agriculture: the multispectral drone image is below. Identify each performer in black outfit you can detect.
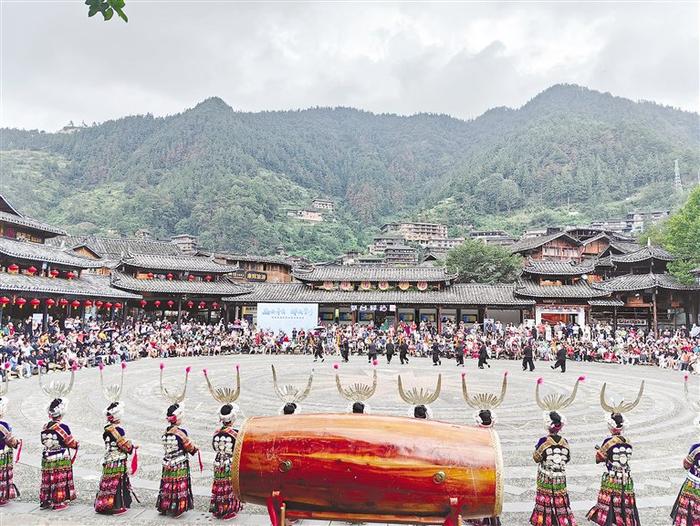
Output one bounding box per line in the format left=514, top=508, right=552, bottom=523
left=455, top=340, right=465, bottom=367
left=340, top=338, right=350, bottom=363
left=522, top=341, right=535, bottom=372
left=312, top=338, right=324, bottom=363
left=367, top=340, right=378, bottom=364
left=551, top=345, right=567, bottom=373
left=399, top=339, right=409, bottom=365
left=385, top=340, right=395, bottom=364
left=478, top=343, right=490, bottom=369
left=431, top=341, right=442, bottom=366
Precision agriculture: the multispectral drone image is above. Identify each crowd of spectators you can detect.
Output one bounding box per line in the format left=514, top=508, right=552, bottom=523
left=1, top=315, right=699, bottom=379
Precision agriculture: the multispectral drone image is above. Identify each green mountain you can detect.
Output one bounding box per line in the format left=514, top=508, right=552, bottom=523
left=1, top=84, right=698, bottom=260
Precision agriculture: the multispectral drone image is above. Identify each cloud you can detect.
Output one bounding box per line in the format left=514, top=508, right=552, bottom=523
left=0, top=1, right=697, bottom=131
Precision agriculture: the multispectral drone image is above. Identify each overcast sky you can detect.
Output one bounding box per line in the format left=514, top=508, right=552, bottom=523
left=1, top=1, right=698, bottom=131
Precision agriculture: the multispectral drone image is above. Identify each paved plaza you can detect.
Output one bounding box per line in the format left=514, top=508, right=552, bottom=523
left=1, top=354, right=696, bottom=525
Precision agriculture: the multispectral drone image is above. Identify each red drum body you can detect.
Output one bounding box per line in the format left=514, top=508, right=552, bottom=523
left=232, top=414, right=503, bottom=521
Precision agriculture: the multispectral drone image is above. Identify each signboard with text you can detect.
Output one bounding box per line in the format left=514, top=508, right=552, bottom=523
left=257, top=303, right=318, bottom=333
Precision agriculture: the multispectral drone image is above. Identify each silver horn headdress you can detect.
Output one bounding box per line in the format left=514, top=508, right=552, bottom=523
left=536, top=375, right=584, bottom=412
left=38, top=361, right=76, bottom=399
left=336, top=368, right=377, bottom=403
left=203, top=365, right=241, bottom=404
left=398, top=374, right=441, bottom=406
left=685, top=374, right=700, bottom=412
left=462, top=371, right=507, bottom=410
left=159, top=363, right=191, bottom=405
left=600, top=381, right=644, bottom=414
left=271, top=364, right=313, bottom=404
left=99, top=362, right=126, bottom=403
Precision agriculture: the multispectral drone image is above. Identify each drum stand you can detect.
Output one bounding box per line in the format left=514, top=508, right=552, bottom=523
left=267, top=491, right=464, bottom=526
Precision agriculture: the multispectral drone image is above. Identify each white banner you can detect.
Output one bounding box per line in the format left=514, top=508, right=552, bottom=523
left=257, top=303, right=319, bottom=333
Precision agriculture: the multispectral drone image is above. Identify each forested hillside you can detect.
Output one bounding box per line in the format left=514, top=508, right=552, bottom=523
left=1, top=84, right=698, bottom=260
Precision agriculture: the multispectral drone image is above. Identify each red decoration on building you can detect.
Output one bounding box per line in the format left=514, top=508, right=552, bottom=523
left=95, top=300, right=104, bottom=308
left=27, top=266, right=37, bottom=275
left=16, top=297, right=26, bottom=308
left=186, top=300, right=194, bottom=308
left=71, top=299, right=81, bottom=308
left=205, top=275, right=213, bottom=282
left=0, top=297, right=10, bottom=306
left=49, top=269, right=60, bottom=278
left=154, top=300, right=161, bottom=308
left=147, top=272, right=154, bottom=279
left=66, top=271, right=75, bottom=279
left=198, top=301, right=206, bottom=309
left=59, top=298, right=68, bottom=307
left=114, top=303, right=122, bottom=310
left=7, top=264, right=19, bottom=273
left=105, top=302, right=113, bottom=309
left=166, top=273, right=174, bottom=280
left=46, top=298, right=56, bottom=307
left=188, top=274, right=195, bottom=281
left=84, top=300, right=93, bottom=307
left=167, top=300, right=175, bottom=308
left=139, top=299, right=147, bottom=308
left=212, top=302, right=220, bottom=309
left=30, top=298, right=41, bottom=308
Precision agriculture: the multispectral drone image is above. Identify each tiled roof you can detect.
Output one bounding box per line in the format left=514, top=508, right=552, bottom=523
left=0, top=272, right=140, bottom=299
left=593, top=273, right=700, bottom=292
left=588, top=299, right=625, bottom=307
left=607, top=240, right=642, bottom=254
left=212, top=253, right=293, bottom=267
left=521, top=258, right=595, bottom=276
left=609, top=246, right=675, bottom=264
left=515, top=279, right=611, bottom=299
left=48, top=235, right=182, bottom=259
left=225, top=282, right=534, bottom=306
left=509, top=232, right=580, bottom=254
left=111, top=271, right=251, bottom=296
left=292, top=265, right=457, bottom=283
left=0, top=211, right=67, bottom=237
left=119, top=254, right=239, bottom=273
left=0, top=237, right=102, bottom=269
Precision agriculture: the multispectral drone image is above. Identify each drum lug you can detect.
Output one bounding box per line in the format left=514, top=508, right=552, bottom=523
left=433, top=471, right=446, bottom=484
left=279, top=460, right=293, bottom=473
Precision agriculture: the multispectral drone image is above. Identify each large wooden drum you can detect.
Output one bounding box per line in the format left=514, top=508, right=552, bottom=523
left=232, top=414, right=503, bottom=521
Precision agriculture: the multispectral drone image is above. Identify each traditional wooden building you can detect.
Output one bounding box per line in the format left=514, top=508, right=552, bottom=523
left=0, top=195, right=140, bottom=327
left=225, top=265, right=534, bottom=327
left=110, top=253, right=250, bottom=321
left=509, top=231, right=582, bottom=261
left=209, top=253, right=294, bottom=283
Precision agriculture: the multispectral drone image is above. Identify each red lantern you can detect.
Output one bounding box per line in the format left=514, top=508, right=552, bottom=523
left=105, top=302, right=113, bottom=309
left=198, top=301, right=206, bottom=309
left=147, top=272, right=154, bottom=279
left=186, top=300, right=194, bottom=308
left=154, top=300, right=161, bottom=308
left=7, top=264, right=19, bottom=273
left=46, top=298, right=56, bottom=307
left=167, top=300, right=175, bottom=308
left=205, top=275, right=213, bottom=282
left=188, top=274, right=195, bottom=281
left=95, top=300, right=104, bottom=308
left=212, top=302, right=220, bottom=309
left=84, top=300, right=93, bottom=307
left=27, top=266, right=37, bottom=275
left=139, top=299, right=147, bottom=308
left=49, top=269, right=60, bottom=278
left=66, top=271, right=75, bottom=279
left=30, top=298, right=40, bottom=309
left=71, top=299, right=81, bottom=308
left=16, top=297, right=26, bottom=308
left=59, top=298, right=68, bottom=307
left=114, top=302, right=122, bottom=310
left=0, top=297, right=9, bottom=306
left=166, top=273, right=174, bottom=280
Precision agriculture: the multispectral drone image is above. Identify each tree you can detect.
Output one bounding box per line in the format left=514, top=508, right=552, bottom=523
left=444, top=240, right=523, bottom=284
left=659, top=186, right=700, bottom=284
left=85, top=0, right=128, bottom=22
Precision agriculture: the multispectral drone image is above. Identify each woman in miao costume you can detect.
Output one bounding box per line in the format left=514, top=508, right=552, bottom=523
left=462, top=371, right=508, bottom=526
left=586, top=381, right=644, bottom=526
left=671, top=375, right=700, bottom=526
left=335, top=364, right=377, bottom=414
left=397, top=373, right=441, bottom=419
left=156, top=364, right=201, bottom=518
left=38, top=363, right=79, bottom=510
left=0, top=364, right=22, bottom=506
left=271, top=364, right=314, bottom=415
left=203, top=365, right=244, bottom=520
left=530, top=376, right=584, bottom=526
left=94, top=362, right=138, bottom=515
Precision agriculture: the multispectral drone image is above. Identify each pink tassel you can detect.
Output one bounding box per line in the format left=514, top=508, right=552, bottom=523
left=130, top=448, right=138, bottom=475
left=197, top=450, right=203, bottom=472
left=14, top=439, right=22, bottom=463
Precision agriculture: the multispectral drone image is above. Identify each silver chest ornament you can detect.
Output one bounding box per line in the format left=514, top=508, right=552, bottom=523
left=104, top=436, right=127, bottom=461
left=213, top=434, right=234, bottom=454
left=545, top=445, right=570, bottom=469
left=162, top=433, right=180, bottom=455
left=610, top=444, right=632, bottom=472
left=41, top=431, right=60, bottom=451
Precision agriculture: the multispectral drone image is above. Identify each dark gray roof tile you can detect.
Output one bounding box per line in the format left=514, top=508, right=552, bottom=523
left=292, top=265, right=457, bottom=283
left=0, top=237, right=102, bottom=269
left=0, top=272, right=140, bottom=299
left=111, top=271, right=250, bottom=295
